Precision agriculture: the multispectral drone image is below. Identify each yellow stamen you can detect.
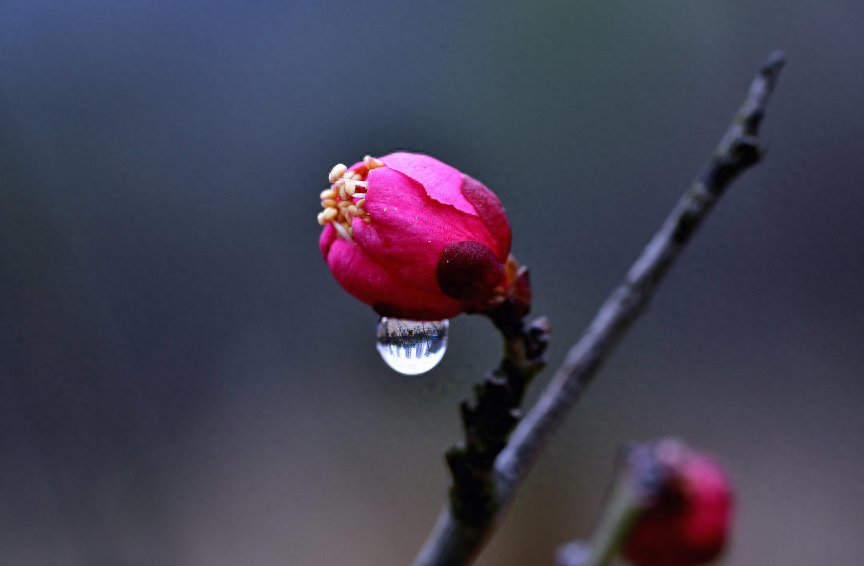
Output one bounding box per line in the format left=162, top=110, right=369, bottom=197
left=364, top=155, right=385, bottom=169
left=328, top=164, right=347, bottom=183
left=320, top=158, right=377, bottom=242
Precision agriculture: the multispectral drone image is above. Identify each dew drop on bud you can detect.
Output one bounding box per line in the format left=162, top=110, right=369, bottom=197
left=376, top=317, right=449, bottom=375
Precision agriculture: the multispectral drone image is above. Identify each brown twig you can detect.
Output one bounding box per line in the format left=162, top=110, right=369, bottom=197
left=445, top=305, right=551, bottom=525
left=410, top=50, right=786, bottom=566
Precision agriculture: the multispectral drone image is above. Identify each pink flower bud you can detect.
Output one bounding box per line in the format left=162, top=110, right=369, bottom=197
left=624, top=440, right=734, bottom=566
left=318, top=152, right=512, bottom=320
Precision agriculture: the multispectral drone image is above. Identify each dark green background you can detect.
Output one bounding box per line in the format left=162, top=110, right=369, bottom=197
left=1, top=1, right=862, bottom=565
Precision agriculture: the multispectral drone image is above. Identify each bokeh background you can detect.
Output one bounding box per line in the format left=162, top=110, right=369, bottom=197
left=2, top=1, right=863, bottom=565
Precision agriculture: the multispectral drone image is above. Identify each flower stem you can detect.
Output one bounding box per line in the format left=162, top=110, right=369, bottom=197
left=556, top=467, right=644, bottom=566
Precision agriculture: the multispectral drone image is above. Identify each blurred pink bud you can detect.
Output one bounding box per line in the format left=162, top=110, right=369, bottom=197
left=623, top=439, right=734, bottom=566
left=318, top=152, right=514, bottom=320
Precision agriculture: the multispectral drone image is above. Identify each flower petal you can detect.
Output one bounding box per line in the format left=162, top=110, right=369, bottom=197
left=319, top=221, right=337, bottom=259
left=325, top=236, right=463, bottom=320
left=347, top=160, right=368, bottom=177
left=461, top=175, right=512, bottom=262
left=363, top=166, right=496, bottom=295
left=380, top=152, right=477, bottom=215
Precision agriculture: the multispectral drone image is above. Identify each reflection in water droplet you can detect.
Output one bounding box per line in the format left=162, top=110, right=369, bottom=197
left=376, top=317, right=449, bottom=375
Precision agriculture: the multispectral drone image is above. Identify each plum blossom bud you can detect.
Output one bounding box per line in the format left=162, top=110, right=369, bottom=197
left=318, top=152, right=515, bottom=320
left=623, top=439, right=734, bottom=566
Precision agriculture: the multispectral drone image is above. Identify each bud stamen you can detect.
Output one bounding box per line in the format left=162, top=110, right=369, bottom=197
left=332, top=220, right=355, bottom=244
left=317, top=160, right=379, bottom=241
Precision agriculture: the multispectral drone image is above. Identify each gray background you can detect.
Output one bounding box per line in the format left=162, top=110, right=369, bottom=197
left=1, top=1, right=863, bottom=565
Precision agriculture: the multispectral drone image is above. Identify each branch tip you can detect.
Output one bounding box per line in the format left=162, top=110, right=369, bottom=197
left=761, top=50, right=786, bottom=81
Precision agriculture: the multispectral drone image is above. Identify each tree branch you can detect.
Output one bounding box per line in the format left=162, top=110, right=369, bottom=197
left=410, top=51, right=785, bottom=566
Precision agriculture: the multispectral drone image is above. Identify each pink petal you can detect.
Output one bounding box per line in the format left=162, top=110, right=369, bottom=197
left=351, top=216, right=401, bottom=272
left=461, top=175, right=512, bottom=262
left=380, top=152, right=478, bottom=215
left=363, top=167, right=497, bottom=295
left=319, top=222, right=336, bottom=258
left=347, top=160, right=368, bottom=177
left=325, top=236, right=464, bottom=320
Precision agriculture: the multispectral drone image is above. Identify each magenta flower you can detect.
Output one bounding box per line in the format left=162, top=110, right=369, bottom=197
left=318, top=152, right=514, bottom=320
left=624, top=440, right=734, bottom=566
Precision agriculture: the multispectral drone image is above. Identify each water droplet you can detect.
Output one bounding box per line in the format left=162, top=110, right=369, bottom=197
left=376, top=317, right=449, bottom=375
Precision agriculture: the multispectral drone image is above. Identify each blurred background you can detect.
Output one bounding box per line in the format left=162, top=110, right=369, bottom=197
left=1, top=1, right=863, bottom=565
